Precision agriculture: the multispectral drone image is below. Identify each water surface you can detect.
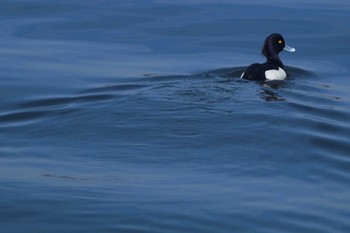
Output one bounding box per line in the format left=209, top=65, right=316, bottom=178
left=1, top=1, right=350, bottom=232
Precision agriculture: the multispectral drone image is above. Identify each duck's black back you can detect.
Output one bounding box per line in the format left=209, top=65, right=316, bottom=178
left=241, top=63, right=280, bottom=81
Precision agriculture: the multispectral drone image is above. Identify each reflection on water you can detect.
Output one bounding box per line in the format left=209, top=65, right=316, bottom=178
left=260, top=88, right=285, bottom=101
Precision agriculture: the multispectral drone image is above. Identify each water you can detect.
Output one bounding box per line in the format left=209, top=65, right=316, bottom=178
left=1, top=1, right=350, bottom=232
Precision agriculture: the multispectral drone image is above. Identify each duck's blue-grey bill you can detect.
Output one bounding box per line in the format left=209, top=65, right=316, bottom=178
left=284, top=45, right=296, bottom=52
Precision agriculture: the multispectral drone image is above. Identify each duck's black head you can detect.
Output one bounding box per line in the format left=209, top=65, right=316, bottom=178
left=261, top=33, right=295, bottom=68
left=261, top=33, right=285, bottom=59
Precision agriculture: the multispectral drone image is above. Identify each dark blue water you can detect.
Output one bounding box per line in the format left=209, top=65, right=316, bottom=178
left=1, top=1, right=350, bottom=232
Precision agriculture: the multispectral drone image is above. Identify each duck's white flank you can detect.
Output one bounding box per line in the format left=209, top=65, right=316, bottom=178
left=240, top=72, right=245, bottom=79
left=265, top=67, right=286, bottom=81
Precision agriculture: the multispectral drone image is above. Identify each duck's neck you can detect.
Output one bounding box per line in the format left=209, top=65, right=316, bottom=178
left=265, top=55, right=284, bottom=69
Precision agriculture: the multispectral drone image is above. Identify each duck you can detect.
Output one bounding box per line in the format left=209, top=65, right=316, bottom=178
left=240, top=33, right=295, bottom=81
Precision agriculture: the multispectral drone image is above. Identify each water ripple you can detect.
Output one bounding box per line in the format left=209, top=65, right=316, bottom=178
left=0, top=94, right=115, bottom=126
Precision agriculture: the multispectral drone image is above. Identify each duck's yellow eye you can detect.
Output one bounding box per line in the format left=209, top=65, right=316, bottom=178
left=278, top=40, right=283, bottom=44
